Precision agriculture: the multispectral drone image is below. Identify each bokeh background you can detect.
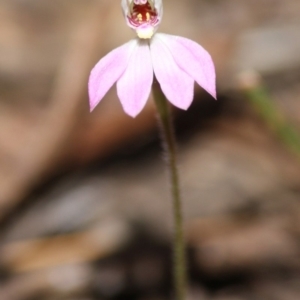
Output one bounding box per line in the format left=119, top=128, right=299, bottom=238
left=0, top=0, right=300, bottom=299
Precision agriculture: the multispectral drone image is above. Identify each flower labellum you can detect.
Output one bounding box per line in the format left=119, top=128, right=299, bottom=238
left=88, top=0, right=216, bottom=118
left=121, top=0, right=163, bottom=39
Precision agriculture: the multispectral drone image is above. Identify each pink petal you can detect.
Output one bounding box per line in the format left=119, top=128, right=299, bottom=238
left=150, top=35, right=194, bottom=110
left=117, top=41, right=153, bottom=117
left=157, top=33, right=216, bottom=99
left=88, top=40, right=137, bottom=111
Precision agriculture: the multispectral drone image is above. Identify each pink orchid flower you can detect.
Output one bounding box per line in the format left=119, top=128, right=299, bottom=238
left=89, top=0, right=216, bottom=117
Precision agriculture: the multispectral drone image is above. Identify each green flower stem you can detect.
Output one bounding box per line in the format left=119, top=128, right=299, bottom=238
left=241, top=74, right=300, bottom=157
left=152, top=82, right=187, bottom=300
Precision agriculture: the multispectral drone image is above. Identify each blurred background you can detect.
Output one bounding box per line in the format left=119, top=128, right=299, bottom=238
left=0, top=0, right=300, bottom=299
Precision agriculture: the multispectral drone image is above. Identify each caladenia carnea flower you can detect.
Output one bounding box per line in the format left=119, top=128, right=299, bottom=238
left=89, top=2, right=216, bottom=300
left=89, top=0, right=216, bottom=118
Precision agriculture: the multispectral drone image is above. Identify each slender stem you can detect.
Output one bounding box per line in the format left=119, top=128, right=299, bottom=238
left=152, top=83, right=187, bottom=300
left=245, top=85, right=300, bottom=157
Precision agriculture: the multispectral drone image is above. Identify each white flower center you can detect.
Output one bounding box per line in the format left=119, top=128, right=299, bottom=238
left=127, top=0, right=159, bottom=39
